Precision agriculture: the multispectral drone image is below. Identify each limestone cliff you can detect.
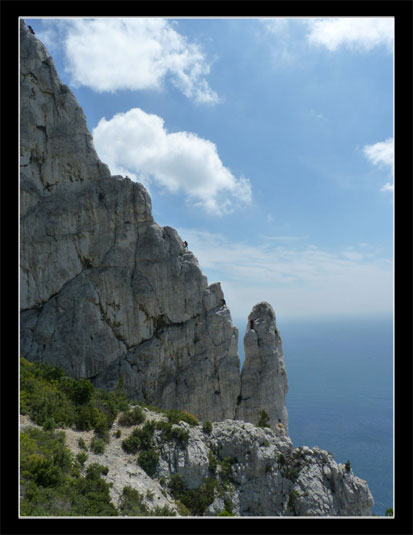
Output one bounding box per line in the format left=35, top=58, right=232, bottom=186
left=19, top=19, right=241, bottom=423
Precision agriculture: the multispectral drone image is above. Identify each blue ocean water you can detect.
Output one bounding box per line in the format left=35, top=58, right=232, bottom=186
left=236, top=313, right=393, bottom=516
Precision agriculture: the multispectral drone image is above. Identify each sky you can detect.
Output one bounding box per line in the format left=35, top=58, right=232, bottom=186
left=25, top=17, right=394, bottom=325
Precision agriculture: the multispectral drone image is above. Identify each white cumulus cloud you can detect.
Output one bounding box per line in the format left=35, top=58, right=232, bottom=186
left=93, top=108, right=252, bottom=215
left=363, top=138, right=394, bottom=193
left=42, top=18, right=218, bottom=104
left=306, top=17, right=394, bottom=52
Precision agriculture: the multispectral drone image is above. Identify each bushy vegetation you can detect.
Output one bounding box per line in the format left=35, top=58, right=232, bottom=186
left=257, top=409, right=270, bottom=428
left=154, top=420, right=190, bottom=445
left=19, top=358, right=218, bottom=516
left=164, top=409, right=199, bottom=427
left=345, top=460, right=351, bottom=472
left=20, top=357, right=129, bottom=434
left=167, top=473, right=218, bottom=516
left=217, top=509, right=234, bottom=516
left=118, top=486, right=176, bottom=516
left=118, top=406, right=145, bottom=427
left=138, top=449, right=159, bottom=477
left=121, top=421, right=156, bottom=454
left=90, top=436, right=106, bottom=455
left=202, top=421, right=213, bottom=434
left=20, top=427, right=117, bottom=516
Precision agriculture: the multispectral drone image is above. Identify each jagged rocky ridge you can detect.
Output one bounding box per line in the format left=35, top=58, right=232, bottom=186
left=19, top=20, right=373, bottom=515
left=20, top=407, right=374, bottom=517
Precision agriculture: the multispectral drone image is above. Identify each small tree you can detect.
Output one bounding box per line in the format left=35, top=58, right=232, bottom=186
left=257, top=410, right=270, bottom=428
left=90, top=436, right=105, bottom=455
left=138, top=450, right=159, bottom=477
left=345, top=460, right=351, bottom=472
left=202, top=421, right=213, bottom=434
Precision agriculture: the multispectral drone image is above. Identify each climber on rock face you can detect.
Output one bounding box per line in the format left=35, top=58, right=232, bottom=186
left=183, top=240, right=188, bottom=250
left=28, top=25, right=35, bottom=35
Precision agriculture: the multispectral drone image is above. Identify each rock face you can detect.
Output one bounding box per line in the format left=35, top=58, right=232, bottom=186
left=236, top=303, right=289, bottom=434
left=19, top=19, right=242, bottom=423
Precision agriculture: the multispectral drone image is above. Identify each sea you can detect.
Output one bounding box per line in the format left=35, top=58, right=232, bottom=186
left=235, top=313, right=394, bottom=517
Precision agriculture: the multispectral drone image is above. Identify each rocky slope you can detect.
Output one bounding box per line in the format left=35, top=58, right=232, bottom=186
left=20, top=411, right=373, bottom=516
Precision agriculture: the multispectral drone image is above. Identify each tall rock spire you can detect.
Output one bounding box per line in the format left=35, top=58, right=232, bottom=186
left=236, top=302, right=288, bottom=434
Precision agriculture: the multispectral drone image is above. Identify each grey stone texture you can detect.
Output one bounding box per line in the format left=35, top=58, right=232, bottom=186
left=236, top=302, right=289, bottom=433
left=19, top=20, right=242, bottom=422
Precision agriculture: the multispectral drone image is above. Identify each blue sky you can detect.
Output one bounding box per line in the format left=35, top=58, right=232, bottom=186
left=25, top=17, right=394, bottom=324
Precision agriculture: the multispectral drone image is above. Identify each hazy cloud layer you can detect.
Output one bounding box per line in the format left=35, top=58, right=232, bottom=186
left=93, top=108, right=252, bottom=215
left=38, top=18, right=218, bottom=103
left=178, top=228, right=393, bottom=320
left=363, top=138, right=394, bottom=192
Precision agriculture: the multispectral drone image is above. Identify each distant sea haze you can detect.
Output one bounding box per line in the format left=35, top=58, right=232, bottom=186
left=236, top=312, right=393, bottom=516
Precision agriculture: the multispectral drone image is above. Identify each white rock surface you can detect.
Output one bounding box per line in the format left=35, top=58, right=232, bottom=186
left=236, top=302, right=289, bottom=433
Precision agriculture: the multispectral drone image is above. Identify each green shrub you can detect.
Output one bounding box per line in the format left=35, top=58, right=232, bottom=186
left=208, top=449, right=218, bottom=474
left=118, top=406, right=145, bottom=427
left=43, top=417, right=56, bottom=432
left=168, top=473, right=186, bottom=495
left=76, top=451, right=88, bottom=467
left=202, top=421, right=213, bottom=434
left=114, top=429, right=121, bottom=438
left=138, top=449, right=159, bottom=477
left=220, top=457, right=237, bottom=479
left=33, top=361, right=66, bottom=382
left=385, top=507, right=393, bottom=517
left=217, top=509, right=234, bottom=516
left=287, top=490, right=300, bottom=515
left=345, top=460, right=351, bottom=472
left=118, top=486, right=176, bottom=516
left=155, top=421, right=189, bottom=444
left=165, top=409, right=199, bottom=426
left=257, top=409, right=270, bottom=428
left=121, top=421, right=155, bottom=454
left=90, top=436, right=105, bottom=455
left=94, top=420, right=110, bottom=444
left=151, top=505, right=176, bottom=516
left=118, top=486, right=149, bottom=515
left=78, top=438, right=88, bottom=451
left=75, top=404, right=100, bottom=431
left=60, top=376, right=94, bottom=406
left=20, top=428, right=117, bottom=516
left=168, top=473, right=217, bottom=516
left=20, top=357, right=130, bottom=435
left=223, top=497, right=233, bottom=514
